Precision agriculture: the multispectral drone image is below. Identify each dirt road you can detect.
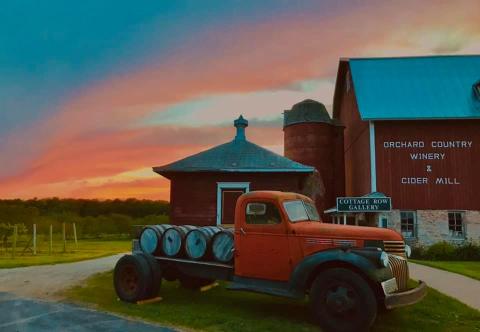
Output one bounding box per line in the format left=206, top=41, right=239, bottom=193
left=0, top=254, right=124, bottom=299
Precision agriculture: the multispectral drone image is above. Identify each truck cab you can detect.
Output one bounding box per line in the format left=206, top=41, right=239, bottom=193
left=116, top=191, right=427, bottom=332
left=235, top=191, right=407, bottom=282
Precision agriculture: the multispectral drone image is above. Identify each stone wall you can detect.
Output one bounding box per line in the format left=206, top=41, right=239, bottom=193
left=416, top=210, right=450, bottom=246
left=382, top=210, right=480, bottom=247
left=465, top=210, right=480, bottom=244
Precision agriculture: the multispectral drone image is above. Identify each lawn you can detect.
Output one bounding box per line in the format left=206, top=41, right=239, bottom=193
left=411, top=260, right=480, bottom=281
left=0, top=239, right=131, bottom=268
left=65, top=272, right=480, bottom=332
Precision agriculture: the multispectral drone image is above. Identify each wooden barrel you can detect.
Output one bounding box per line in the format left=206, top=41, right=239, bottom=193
left=212, top=228, right=235, bottom=263
left=185, top=226, right=223, bottom=260
left=162, top=225, right=196, bottom=257
left=139, top=224, right=172, bottom=255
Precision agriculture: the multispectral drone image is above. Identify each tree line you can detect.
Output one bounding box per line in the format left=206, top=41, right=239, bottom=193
left=0, top=198, right=170, bottom=238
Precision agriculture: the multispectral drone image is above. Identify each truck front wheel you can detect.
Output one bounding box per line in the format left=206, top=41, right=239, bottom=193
left=309, top=268, right=377, bottom=332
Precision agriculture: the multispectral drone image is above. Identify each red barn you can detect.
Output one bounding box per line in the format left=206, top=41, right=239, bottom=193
left=154, top=116, right=315, bottom=226
left=332, top=55, right=480, bottom=245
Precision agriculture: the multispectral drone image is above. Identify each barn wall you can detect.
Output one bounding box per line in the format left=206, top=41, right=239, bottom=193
left=375, top=120, right=480, bottom=210
left=169, top=172, right=308, bottom=226
left=337, top=68, right=371, bottom=197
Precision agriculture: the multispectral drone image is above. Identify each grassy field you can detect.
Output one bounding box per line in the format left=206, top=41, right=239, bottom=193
left=65, top=272, right=480, bottom=332
left=0, top=239, right=131, bottom=268
left=411, top=260, right=480, bottom=281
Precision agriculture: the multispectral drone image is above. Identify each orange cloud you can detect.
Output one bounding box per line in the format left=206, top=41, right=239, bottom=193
left=0, top=125, right=282, bottom=198
left=70, top=177, right=171, bottom=201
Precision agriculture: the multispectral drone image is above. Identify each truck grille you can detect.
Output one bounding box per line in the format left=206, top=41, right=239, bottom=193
left=383, top=240, right=406, bottom=257
left=388, top=254, right=409, bottom=291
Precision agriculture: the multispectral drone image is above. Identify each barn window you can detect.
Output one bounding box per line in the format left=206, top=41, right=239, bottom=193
left=448, top=212, right=465, bottom=238
left=400, top=211, right=416, bottom=238
left=474, top=81, right=480, bottom=99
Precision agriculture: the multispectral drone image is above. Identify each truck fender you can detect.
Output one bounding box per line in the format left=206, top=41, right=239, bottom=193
left=288, top=248, right=393, bottom=295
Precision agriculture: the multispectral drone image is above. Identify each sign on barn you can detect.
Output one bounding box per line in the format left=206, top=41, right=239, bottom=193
left=336, top=197, right=392, bottom=212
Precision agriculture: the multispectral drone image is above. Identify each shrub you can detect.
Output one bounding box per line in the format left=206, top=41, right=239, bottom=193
left=454, top=241, right=480, bottom=260
left=425, top=241, right=456, bottom=260
left=412, top=241, right=480, bottom=261
left=411, top=245, right=427, bottom=260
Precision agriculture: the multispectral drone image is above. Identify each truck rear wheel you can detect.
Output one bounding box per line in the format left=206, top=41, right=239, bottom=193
left=179, top=276, right=215, bottom=290
left=309, top=268, right=377, bottom=332
left=114, top=254, right=152, bottom=302
left=137, top=253, right=162, bottom=297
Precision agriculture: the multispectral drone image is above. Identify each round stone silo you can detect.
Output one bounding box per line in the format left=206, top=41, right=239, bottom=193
left=283, top=99, right=345, bottom=218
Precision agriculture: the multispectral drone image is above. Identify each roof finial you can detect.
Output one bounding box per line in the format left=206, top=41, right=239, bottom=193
left=234, top=115, right=248, bottom=140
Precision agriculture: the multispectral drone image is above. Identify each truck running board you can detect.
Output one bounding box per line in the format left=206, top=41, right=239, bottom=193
left=154, top=256, right=234, bottom=281
left=228, top=276, right=303, bottom=299
left=154, top=256, right=234, bottom=269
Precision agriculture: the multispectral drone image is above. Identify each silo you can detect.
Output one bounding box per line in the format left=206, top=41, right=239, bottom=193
left=283, top=99, right=345, bottom=218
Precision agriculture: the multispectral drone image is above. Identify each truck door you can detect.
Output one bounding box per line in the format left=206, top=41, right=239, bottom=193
left=235, top=200, right=291, bottom=281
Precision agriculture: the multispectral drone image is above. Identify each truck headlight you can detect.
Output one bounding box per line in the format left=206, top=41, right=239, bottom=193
left=380, top=251, right=389, bottom=267
left=405, top=244, right=412, bottom=258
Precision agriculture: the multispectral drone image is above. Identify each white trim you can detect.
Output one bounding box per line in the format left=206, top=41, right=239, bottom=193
left=369, top=121, right=377, bottom=192
left=216, top=182, right=250, bottom=225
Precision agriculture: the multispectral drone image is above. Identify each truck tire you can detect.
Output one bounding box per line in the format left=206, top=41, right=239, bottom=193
left=179, top=276, right=215, bottom=290
left=114, top=254, right=152, bottom=303
left=137, top=253, right=162, bottom=297
left=309, top=268, right=377, bottom=332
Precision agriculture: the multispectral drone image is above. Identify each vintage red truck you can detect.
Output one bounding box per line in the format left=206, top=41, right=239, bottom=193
left=114, top=191, right=427, bottom=332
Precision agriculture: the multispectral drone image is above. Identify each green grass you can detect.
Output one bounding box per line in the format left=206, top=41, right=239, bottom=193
left=64, top=272, right=480, bottom=332
left=0, top=240, right=130, bottom=268
left=411, top=260, right=480, bottom=281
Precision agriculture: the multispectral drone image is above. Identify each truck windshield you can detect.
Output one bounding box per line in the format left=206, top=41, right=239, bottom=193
left=283, top=200, right=320, bottom=222
left=304, top=201, right=321, bottom=221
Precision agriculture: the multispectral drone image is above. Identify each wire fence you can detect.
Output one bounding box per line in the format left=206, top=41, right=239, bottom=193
left=0, top=223, right=78, bottom=258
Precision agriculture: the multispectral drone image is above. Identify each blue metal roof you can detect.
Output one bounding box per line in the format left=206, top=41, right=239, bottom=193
left=153, top=116, right=314, bottom=175
left=349, top=55, right=480, bottom=120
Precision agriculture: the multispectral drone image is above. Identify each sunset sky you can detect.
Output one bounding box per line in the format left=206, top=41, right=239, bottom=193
left=1, top=0, right=479, bottom=200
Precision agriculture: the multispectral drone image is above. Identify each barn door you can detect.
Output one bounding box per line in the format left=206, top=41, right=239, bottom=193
left=216, top=182, right=250, bottom=225
left=222, top=190, right=245, bottom=224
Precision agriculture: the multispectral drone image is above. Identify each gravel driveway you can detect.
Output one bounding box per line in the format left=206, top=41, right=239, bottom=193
left=0, top=292, right=174, bottom=332
left=409, top=262, right=480, bottom=311
left=0, top=254, right=177, bottom=331
left=0, top=254, right=125, bottom=299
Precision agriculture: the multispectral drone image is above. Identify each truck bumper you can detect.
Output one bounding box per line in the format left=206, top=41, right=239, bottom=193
left=384, top=280, right=427, bottom=309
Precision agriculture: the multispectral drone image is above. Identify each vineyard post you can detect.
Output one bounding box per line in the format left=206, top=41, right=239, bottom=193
left=62, top=223, right=66, bottom=253
left=33, top=224, right=37, bottom=255
left=49, top=224, right=53, bottom=255
left=12, top=225, right=18, bottom=258
left=73, top=223, right=78, bottom=249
